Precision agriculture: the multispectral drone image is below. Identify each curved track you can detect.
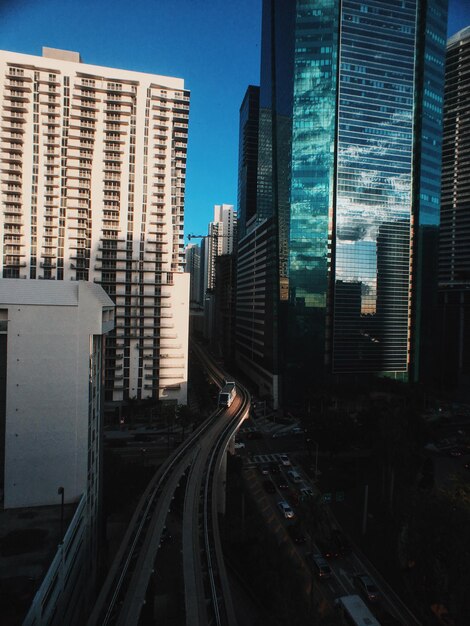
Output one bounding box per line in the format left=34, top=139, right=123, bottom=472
left=88, top=343, right=250, bottom=626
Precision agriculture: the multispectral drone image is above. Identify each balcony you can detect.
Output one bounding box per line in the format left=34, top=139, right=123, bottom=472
left=40, top=261, right=57, bottom=269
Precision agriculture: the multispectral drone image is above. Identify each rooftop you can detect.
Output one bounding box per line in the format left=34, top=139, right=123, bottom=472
left=0, top=279, right=114, bottom=309
left=448, top=25, right=470, bottom=48
left=0, top=47, right=186, bottom=88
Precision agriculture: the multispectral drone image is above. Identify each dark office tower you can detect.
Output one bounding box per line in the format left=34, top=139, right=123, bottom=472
left=236, top=217, right=279, bottom=403
left=248, top=0, right=448, bottom=408
left=214, top=254, right=236, bottom=362
left=439, top=26, right=470, bottom=387
left=238, top=86, right=260, bottom=240
left=185, top=243, right=202, bottom=309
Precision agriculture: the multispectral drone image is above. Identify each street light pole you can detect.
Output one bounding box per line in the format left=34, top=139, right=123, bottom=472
left=57, top=486, right=64, bottom=543
left=314, top=441, right=319, bottom=480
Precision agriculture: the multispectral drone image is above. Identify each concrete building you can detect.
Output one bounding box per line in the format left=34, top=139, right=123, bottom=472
left=203, top=204, right=237, bottom=293
left=0, top=279, right=114, bottom=509
left=0, top=280, right=114, bottom=626
left=213, top=203, right=237, bottom=256
left=199, top=204, right=237, bottom=346
left=185, top=242, right=202, bottom=308
left=438, top=26, right=470, bottom=388
left=214, top=253, right=236, bottom=362
left=0, top=47, right=190, bottom=405
left=236, top=217, right=279, bottom=405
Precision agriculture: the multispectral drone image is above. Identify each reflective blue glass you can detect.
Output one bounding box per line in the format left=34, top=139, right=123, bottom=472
left=286, top=0, right=339, bottom=376
left=252, top=0, right=448, bottom=405
left=333, top=0, right=417, bottom=374
left=285, top=0, right=447, bottom=384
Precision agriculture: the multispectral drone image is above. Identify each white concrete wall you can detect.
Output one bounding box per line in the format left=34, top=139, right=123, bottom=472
left=2, top=283, right=112, bottom=508
left=159, top=272, right=189, bottom=405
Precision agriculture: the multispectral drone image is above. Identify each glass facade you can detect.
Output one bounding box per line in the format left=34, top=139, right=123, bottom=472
left=285, top=0, right=447, bottom=391
left=286, top=0, right=340, bottom=384
left=244, top=0, right=447, bottom=407
left=333, top=0, right=417, bottom=374
left=237, top=86, right=260, bottom=240
left=411, top=0, right=448, bottom=381
left=256, top=0, right=296, bottom=376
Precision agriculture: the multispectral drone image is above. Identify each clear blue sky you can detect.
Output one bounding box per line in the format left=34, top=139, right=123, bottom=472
left=1, top=0, right=469, bottom=240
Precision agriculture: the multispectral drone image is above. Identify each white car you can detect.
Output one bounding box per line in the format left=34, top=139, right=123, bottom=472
left=234, top=442, right=245, bottom=449
left=277, top=500, right=295, bottom=519
left=356, top=575, right=380, bottom=603
left=287, top=469, right=302, bottom=483
left=279, top=454, right=291, bottom=466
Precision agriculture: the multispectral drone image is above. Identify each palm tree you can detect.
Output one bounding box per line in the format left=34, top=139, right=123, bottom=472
left=176, top=404, right=193, bottom=441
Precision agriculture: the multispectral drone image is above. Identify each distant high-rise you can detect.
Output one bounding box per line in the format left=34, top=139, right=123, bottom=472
left=440, top=26, right=470, bottom=286
left=237, top=86, right=259, bottom=240
left=185, top=242, right=202, bottom=308
left=203, top=204, right=237, bottom=292
left=200, top=204, right=237, bottom=347
left=238, top=0, right=448, bottom=407
left=0, top=48, right=190, bottom=405
left=438, top=26, right=470, bottom=387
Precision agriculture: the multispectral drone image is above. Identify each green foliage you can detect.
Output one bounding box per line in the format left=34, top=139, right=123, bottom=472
left=102, top=449, right=153, bottom=517
left=307, top=409, right=356, bottom=452
left=401, top=489, right=470, bottom=622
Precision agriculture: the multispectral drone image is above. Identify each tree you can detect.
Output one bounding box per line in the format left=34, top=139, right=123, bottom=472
left=176, top=404, right=194, bottom=440
left=402, top=489, right=470, bottom=623
left=160, top=403, right=177, bottom=449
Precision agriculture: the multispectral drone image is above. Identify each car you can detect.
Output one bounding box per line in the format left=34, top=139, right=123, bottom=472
left=292, top=427, right=305, bottom=435
left=356, top=574, right=380, bottom=603
left=269, top=463, right=280, bottom=474
left=317, top=538, right=339, bottom=559
left=234, top=442, right=245, bottom=449
left=277, top=479, right=289, bottom=490
left=299, top=483, right=314, bottom=498
left=311, top=554, right=332, bottom=579
left=272, top=431, right=287, bottom=438
left=448, top=447, right=466, bottom=457
left=258, top=464, right=270, bottom=475
left=287, top=469, right=302, bottom=483
left=287, top=524, right=306, bottom=544
left=277, top=500, right=295, bottom=519
left=263, top=480, right=276, bottom=494
left=279, top=454, right=291, bottom=466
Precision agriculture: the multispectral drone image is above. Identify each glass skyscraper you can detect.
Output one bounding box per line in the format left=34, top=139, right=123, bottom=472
left=251, top=0, right=448, bottom=405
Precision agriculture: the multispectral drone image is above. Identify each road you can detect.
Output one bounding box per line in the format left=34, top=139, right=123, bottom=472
left=234, top=416, right=420, bottom=626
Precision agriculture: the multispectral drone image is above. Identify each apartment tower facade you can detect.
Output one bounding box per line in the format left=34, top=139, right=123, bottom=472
left=439, top=26, right=470, bottom=387
left=0, top=48, right=190, bottom=404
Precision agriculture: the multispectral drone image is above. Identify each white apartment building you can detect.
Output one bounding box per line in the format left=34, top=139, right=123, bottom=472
left=0, top=47, right=190, bottom=404
left=0, top=279, right=114, bottom=509
left=204, top=203, right=237, bottom=292
left=213, top=203, right=237, bottom=256
left=185, top=242, right=202, bottom=307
